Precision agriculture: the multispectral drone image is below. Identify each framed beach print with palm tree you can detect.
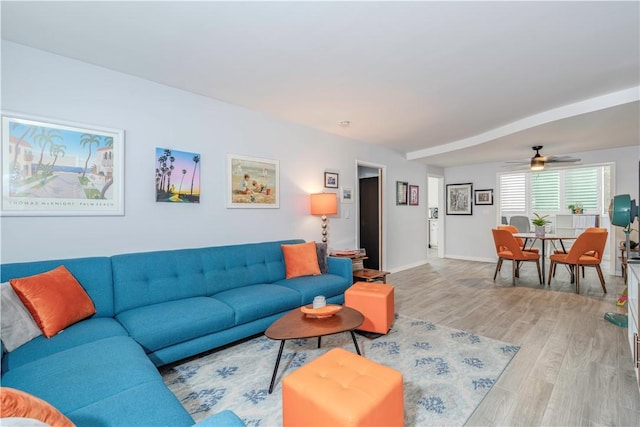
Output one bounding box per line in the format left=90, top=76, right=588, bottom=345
left=227, top=154, right=279, bottom=208
left=1, top=112, right=124, bottom=216
left=155, top=148, right=200, bottom=203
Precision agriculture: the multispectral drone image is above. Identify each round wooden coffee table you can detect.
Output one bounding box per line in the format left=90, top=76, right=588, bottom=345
left=265, top=305, right=364, bottom=393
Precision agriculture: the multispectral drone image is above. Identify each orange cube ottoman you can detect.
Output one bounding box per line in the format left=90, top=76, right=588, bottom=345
left=345, top=282, right=395, bottom=334
left=282, top=348, right=404, bottom=427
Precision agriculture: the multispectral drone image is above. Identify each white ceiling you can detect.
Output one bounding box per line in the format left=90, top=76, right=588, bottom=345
left=2, top=1, right=639, bottom=167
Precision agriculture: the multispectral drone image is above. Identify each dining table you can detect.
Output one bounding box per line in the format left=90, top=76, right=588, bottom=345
left=513, top=233, right=578, bottom=284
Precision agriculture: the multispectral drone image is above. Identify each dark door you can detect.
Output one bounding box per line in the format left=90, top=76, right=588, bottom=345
left=359, top=176, right=379, bottom=269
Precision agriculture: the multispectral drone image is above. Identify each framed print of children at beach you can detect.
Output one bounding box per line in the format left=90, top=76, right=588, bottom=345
left=227, top=154, right=279, bottom=208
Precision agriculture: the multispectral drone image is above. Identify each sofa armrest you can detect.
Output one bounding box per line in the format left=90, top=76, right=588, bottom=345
left=327, top=256, right=352, bottom=282
left=193, top=410, right=246, bottom=427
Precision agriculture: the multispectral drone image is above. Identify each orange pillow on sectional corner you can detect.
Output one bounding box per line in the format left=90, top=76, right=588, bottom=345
left=10, top=265, right=96, bottom=338
left=282, top=241, right=322, bottom=279
left=1, top=387, right=75, bottom=426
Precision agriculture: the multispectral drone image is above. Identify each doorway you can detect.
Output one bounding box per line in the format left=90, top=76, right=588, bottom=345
left=357, top=162, right=385, bottom=270
left=428, top=175, right=445, bottom=259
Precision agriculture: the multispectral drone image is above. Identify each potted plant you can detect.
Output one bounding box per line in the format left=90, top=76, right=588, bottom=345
left=567, top=203, right=575, bottom=213
left=531, top=213, right=550, bottom=236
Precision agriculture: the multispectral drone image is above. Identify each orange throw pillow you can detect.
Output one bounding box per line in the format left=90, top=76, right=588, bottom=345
left=1, top=387, right=75, bottom=426
left=10, top=266, right=96, bottom=338
left=282, top=242, right=322, bottom=279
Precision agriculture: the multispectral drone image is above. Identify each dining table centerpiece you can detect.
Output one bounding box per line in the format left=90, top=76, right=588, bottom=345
left=532, top=213, right=551, bottom=236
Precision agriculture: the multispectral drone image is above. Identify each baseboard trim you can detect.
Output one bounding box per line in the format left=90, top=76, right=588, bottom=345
left=386, top=255, right=496, bottom=275
left=444, top=254, right=495, bottom=263
left=387, top=259, right=429, bottom=274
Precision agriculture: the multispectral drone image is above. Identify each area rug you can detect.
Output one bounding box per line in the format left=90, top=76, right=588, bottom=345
left=161, top=314, right=519, bottom=426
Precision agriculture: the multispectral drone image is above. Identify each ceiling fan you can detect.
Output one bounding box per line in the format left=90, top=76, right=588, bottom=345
left=504, top=145, right=581, bottom=171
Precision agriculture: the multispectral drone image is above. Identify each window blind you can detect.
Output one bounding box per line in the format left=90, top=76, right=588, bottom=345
left=531, top=170, right=559, bottom=211
left=499, top=173, right=526, bottom=213
left=565, top=167, right=598, bottom=211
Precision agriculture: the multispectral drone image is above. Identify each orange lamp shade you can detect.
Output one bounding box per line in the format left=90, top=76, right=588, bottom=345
left=310, top=193, right=337, bottom=215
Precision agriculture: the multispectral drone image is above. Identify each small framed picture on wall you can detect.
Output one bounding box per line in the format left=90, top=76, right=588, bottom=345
left=474, top=189, right=493, bottom=205
left=324, top=172, right=339, bottom=188
left=341, top=187, right=353, bottom=203
left=409, top=185, right=419, bottom=206
left=396, top=181, right=408, bottom=205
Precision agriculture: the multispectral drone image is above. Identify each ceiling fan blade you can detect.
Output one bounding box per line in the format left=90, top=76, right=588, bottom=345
left=503, top=147, right=580, bottom=168
left=501, top=163, right=530, bottom=169
left=546, top=156, right=580, bottom=163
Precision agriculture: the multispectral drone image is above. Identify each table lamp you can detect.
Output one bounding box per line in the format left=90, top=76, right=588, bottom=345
left=310, top=193, right=338, bottom=243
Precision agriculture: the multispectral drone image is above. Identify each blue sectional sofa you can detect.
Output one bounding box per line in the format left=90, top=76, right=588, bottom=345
left=1, top=239, right=353, bottom=426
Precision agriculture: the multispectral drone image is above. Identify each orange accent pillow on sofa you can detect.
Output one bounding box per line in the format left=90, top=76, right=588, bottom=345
left=10, top=266, right=96, bottom=338
left=1, top=387, right=75, bottom=426
left=282, top=242, right=322, bottom=279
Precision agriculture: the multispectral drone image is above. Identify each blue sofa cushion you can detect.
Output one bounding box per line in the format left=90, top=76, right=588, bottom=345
left=1, top=318, right=129, bottom=372
left=0, top=257, right=114, bottom=317
left=65, top=381, right=194, bottom=427
left=275, top=274, right=350, bottom=305
left=116, top=297, right=235, bottom=353
left=1, top=336, right=162, bottom=415
left=112, top=248, right=210, bottom=313
left=201, top=240, right=303, bottom=295
left=110, top=240, right=303, bottom=313
left=213, top=284, right=301, bottom=325
left=327, top=256, right=353, bottom=282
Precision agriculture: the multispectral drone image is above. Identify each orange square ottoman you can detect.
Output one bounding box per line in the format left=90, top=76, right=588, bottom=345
left=282, top=348, right=404, bottom=427
left=345, top=282, right=395, bottom=334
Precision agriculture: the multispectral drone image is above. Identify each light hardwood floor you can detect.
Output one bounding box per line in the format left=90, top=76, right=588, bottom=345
left=386, top=254, right=640, bottom=426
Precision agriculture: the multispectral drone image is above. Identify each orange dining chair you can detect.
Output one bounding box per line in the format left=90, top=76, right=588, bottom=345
left=553, top=227, right=606, bottom=254
left=552, top=227, right=607, bottom=277
left=497, top=225, right=539, bottom=254
left=548, top=229, right=608, bottom=294
left=492, top=228, right=542, bottom=286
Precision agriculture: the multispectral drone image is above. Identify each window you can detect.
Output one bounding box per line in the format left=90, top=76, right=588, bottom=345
left=499, top=173, right=526, bottom=215
left=499, top=164, right=611, bottom=218
left=531, top=171, right=559, bottom=211
left=564, top=168, right=599, bottom=212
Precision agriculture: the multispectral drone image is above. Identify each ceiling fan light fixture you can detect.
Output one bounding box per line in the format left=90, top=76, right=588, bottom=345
left=530, top=145, right=545, bottom=171
left=531, top=156, right=545, bottom=171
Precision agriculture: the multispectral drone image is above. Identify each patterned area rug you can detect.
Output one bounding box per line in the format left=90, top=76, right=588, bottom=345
left=161, top=314, right=519, bottom=426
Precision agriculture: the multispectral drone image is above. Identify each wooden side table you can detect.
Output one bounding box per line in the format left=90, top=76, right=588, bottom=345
left=330, top=252, right=367, bottom=270
left=353, top=268, right=390, bottom=283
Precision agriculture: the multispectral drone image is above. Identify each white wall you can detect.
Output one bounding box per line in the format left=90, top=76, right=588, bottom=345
left=0, top=42, right=428, bottom=270
left=443, top=145, right=640, bottom=264
left=4, top=41, right=634, bottom=271
left=427, top=177, right=439, bottom=208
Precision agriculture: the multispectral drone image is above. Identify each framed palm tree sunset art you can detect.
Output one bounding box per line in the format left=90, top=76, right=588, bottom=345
left=1, top=112, right=124, bottom=216
left=155, top=148, right=200, bottom=203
